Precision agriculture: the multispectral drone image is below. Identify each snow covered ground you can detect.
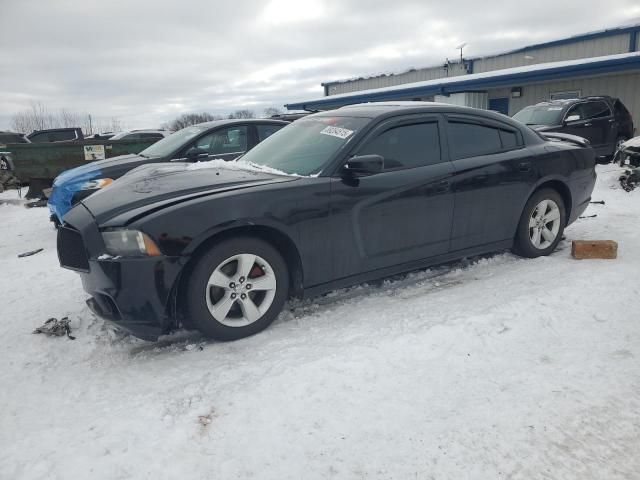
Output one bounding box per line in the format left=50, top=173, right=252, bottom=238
left=1, top=166, right=639, bottom=479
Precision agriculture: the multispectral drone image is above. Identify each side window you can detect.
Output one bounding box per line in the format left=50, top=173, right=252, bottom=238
left=565, top=104, right=585, bottom=121
left=358, top=122, right=441, bottom=170
left=257, top=124, right=284, bottom=142
left=28, top=132, right=49, bottom=143
left=49, top=130, right=77, bottom=142
left=193, top=126, right=248, bottom=156
left=582, top=101, right=611, bottom=119
left=448, top=121, right=502, bottom=160
left=499, top=129, right=519, bottom=149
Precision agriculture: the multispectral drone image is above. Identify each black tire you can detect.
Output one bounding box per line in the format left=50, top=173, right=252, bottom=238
left=185, top=237, right=289, bottom=341
left=513, top=188, right=566, bottom=258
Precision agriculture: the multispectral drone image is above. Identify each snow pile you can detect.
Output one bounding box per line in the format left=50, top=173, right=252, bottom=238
left=0, top=166, right=639, bottom=479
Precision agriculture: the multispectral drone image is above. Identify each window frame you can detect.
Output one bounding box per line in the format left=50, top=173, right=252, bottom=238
left=335, top=113, right=447, bottom=175
left=444, top=114, right=524, bottom=161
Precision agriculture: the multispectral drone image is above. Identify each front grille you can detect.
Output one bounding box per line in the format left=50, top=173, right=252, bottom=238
left=57, top=225, right=90, bottom=271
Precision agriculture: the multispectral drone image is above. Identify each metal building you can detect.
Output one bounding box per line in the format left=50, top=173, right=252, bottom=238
left=286, top=23, right=640, bottom=128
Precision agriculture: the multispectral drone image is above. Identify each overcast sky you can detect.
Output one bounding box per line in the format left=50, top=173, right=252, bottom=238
left=1, top=0, right=639, bottom=131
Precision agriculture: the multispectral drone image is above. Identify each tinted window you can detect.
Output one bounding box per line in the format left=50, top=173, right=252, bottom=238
left=448, top=122, right=502, bottom=160
left=140, top=133, right=164, bottom=139
left=358, top=122, right=440, bottom=170
left=565, top=104, right=585, bottom=120
left=49, top=131, right=77, bottom=142
left=193, top=126, right=248, bottom=156
left=582, top=101, right=611, bottom=119
left=499, top=129, right=519, bottom=149
left=257, top=124, right=284, bottom=142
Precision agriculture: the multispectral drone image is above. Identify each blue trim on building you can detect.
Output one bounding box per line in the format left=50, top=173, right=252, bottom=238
left=286, top=54, right=640, bottom=111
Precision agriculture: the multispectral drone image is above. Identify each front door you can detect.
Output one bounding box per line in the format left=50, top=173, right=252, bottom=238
left=563, top=103, right=604, bottom=153
left=329, top=115, right=455, bottom=280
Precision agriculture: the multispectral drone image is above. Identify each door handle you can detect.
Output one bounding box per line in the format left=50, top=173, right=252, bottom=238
left=583, top=122, right=592, bottom=127
left=435, top=180, right=450, bottom=193
left=518, top=162, right=531, bottom=173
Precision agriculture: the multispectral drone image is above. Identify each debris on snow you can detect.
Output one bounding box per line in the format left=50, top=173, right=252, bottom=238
left=32, top=317, right=76, bottom=340
left=17, top=248, right=43, bottom=258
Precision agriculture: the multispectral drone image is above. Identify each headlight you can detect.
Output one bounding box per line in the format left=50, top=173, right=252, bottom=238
left=102, top=229, right=162, bottom=257
left=80, top=178, right=113, bottom=190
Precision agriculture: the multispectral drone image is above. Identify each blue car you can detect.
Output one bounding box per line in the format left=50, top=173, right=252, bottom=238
left=48, top=119, right=288, bottom=224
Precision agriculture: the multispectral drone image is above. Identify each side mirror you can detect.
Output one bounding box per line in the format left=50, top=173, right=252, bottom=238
left=565, top=114, right=581, bottom=124
left=343, top=154, right=384, bottom=176
left=184, top=147, right=208, bottom=161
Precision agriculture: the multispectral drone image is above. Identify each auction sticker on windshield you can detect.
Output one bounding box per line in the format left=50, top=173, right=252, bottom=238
left=320, top=125, right=354, bottom=139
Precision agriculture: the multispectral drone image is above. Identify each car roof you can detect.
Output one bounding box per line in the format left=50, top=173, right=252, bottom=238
left=192, top=118, right=290, bottom=129
left=311, top=101, right=517, bottom=124
left=530, top=96, right=616, bottom=108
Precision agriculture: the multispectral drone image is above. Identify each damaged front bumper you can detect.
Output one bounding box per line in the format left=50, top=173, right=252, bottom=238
left=58, top=203, right=187, bottom=341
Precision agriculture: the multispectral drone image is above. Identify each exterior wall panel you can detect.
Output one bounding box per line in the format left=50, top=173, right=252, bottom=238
left=326, top=33, right=634, bottom=96
left=474, top=34, right=630, bottom=73
left=326, top=64, right=466, bottom=96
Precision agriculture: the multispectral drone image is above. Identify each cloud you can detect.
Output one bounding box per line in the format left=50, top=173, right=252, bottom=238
left=0, top=0, right=636, bottom=130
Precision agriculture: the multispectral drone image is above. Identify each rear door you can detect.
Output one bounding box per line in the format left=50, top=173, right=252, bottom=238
left=446, top=115, right=533, bottom=251
left=581, top=100, right=615, bottom=154
left=329, top=114, right=455, bottom=279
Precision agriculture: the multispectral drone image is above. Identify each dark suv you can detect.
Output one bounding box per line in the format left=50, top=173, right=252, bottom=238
left=513, top=96, right=634, bottom=158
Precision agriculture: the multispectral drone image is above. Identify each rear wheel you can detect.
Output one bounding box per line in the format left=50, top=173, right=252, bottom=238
left=185, top=237, right=289, bottom=340
left=513, top=189, right=566, bottom=258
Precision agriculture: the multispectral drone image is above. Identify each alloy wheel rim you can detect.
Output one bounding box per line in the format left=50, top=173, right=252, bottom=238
left=205, top=253, right=276, bottom=327
left=528, top=199, right=561, bottom=249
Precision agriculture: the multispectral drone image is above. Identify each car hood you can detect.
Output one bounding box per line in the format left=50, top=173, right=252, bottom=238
left=53, top=153, right=160, bottom=186
left=81, top=161, right=298, bottom=225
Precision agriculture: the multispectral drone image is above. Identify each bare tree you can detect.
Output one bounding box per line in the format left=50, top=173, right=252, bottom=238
left=227, top=109, right=255, bottom=119
left=263, top=107, right=283, bottom=117
left=162, top=112, right=223, bottom=131
left=10, top=101, right=125, bottom=135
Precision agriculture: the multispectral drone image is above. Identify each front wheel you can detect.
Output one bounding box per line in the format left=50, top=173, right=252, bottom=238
left=513, top=189, right=566, bottom=258
left=185, top=237, right=289, bottom=341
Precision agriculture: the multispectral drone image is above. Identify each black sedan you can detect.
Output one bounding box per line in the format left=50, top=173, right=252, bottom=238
left=57, top=102, right=596, bottom=341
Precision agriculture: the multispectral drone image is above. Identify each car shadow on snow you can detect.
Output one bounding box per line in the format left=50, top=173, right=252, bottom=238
left=125, top=249, right=532, bottom=357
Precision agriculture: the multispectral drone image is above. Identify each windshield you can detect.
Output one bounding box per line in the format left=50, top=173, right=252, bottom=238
left=238, top=116, right=370, bottom=175
left=513, top=105, right=564, bottom=126
left=139, top=125, right=209, bottom=157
